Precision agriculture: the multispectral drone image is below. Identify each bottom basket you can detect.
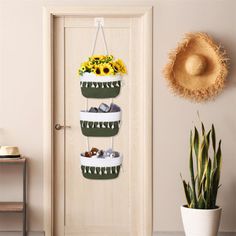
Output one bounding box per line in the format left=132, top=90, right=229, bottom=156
left=80, top=154, right=122, bottom=180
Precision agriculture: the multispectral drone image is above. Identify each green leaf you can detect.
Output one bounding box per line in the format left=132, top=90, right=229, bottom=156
left=188, top=186, right=195, bottom=208
left=213, top=140, right=221, bottom=170
left=201, top=122, right=205, bottom=135
left=198, top=140, right=208, bottom=187
left=211, top=140, right=222, bottom=208
left=211, top=124, right=216, bottom=154
left=210, top=169, right=217, bottom=208
left=182, top=178, right=191, bottom=207
left=198, top=195, right=206, bottom=209
left=200, top=159, right=209, bottom=186
left=216, top=140, right=222, bottom=169
left=205, top=159, right=212, bottom=208
left=198, top=174, right=207, bottom=198
left=189, top=143, right=197, bottom=208
left=197, top=139, right=204, bottom=180
left=205, top=130, right=211, bottom=151
left=181, top=121, right=222, bottom=210
left=193, top=127, right=199, bottom=168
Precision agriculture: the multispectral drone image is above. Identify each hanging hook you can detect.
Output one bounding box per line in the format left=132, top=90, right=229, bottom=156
left=94, top=18, right=104, bottom=27
left=91, top=17, right=108, bottom=55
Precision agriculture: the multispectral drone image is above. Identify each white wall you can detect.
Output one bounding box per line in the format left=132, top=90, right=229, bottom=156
left=154, top=0, right=236, bottom=233
left=0, top=0, right=44, bottom=232
left=0, top=0, right=236, bottom=234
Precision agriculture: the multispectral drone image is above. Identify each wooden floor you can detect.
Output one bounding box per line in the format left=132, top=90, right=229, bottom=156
left=0, top=231, right=234, bottom=236
left=154, top=232, right=236, bottom=236
left=0, top=233, right=43, bottom=236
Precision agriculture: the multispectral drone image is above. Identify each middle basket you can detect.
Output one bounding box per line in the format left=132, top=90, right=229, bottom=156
left=80, top=110, right=121, bottom=137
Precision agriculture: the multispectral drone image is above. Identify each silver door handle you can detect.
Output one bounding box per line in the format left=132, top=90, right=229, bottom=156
left=54, top=124, right=71, bottom=130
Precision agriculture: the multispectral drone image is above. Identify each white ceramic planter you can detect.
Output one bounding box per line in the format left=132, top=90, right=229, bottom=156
left=181, top=205, right=222, bottom=236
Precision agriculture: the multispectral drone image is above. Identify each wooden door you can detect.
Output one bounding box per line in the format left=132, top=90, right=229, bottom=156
left=50, top=8, right=152, bottom=236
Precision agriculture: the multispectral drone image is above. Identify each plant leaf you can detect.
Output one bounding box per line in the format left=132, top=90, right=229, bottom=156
left=198, top=195, right=206, bottom=209
left=210, top=168, right=217, bottom=208
left=205, top=130, right=211, bottom=151
left=193, top=127, right=199, bottom=160
left=201, top=122, right=205, bottom=135
left=181, top=122, right=222, bottom=210
left=181, top=178, right=191, bottom=207
left=211, top=140, right=222, bottom=207
left=189, top=141, right=198, bottom=208
left=216, top=140, right=222, bottom=169
left=211, top=124, right=216, bottom=154
left=198, top=139, right=208, bottom=190
left=205, top=159, right=212, bottom=208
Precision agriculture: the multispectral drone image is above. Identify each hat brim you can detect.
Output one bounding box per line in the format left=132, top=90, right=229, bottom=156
left=0, top=154, right=21, bottom=158
left=163, top=33, right=229, bottom=102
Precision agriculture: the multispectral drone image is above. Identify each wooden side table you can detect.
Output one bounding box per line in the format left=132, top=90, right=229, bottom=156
left=0, top=158, right=27, bottom=236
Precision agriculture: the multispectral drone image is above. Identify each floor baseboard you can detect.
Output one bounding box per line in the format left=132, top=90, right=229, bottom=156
left=154, top=232, right=236, bottom=236
left=0, top=232, right=44, bottom=236
left=1, top=231, right=235, bottom=236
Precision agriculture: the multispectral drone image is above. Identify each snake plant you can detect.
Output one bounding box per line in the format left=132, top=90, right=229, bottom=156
left=181, top=123, right=222, bottom=209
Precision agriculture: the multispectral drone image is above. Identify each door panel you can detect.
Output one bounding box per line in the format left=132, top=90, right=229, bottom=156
left=54, top=15, right=149, bottom=236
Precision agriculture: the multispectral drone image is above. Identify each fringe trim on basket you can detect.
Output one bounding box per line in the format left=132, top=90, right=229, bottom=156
left=80, top=121, right=121, bottom=129
left=81, top=165, right=120, bottom=175
left=80, top=81, right=121, bottom=88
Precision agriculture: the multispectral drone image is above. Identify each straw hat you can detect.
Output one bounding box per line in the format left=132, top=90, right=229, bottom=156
left=0, top=146, right=21, bottom=158
left=163, top=32, right=229, bottom=102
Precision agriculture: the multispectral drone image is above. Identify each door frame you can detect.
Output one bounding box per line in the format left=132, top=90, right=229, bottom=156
left=43, top=6, right=153, bottom=236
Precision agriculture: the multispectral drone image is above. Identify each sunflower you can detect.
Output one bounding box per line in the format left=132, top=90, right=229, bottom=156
left=80, top=65, right=86, bottom=72
left=78, top=55, right=127, bottom=76
left=120, top=65, right=127, bottom=74
left=107, top=55, right=114, bottom=62
left=94, top=65, right=103, bottom=76
left=102, top=64, right=114, bottom=76
left=111, top=61, right=121, bottom=73
left=116, top=59, right=124, bottom=67
left=78, top=65, right=87, bottom=76
left=115, top=59, right=127, bottom=74
left=85, top=61, right=94, bottom=70
left=90, top=55, right=104, bottom=62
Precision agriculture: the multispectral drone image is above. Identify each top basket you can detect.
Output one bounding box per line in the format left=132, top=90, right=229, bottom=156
left=78, top=54, right=127, bottom=99
left=80, top=72, right=122, bottom=98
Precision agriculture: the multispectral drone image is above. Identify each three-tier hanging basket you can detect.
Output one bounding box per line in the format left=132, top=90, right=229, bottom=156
left=80, top=110, right=121, bottom=137
left=77, top=22, right=127, bottom=180
left=80, top=153, right=122, bottom=179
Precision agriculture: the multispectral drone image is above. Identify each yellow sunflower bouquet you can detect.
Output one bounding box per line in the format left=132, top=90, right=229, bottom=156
left=78, top=55, right=127, bottom=76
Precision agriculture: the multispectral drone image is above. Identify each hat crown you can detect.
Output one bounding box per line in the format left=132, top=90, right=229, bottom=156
left=0, top=146, right=20, bottom=156
left=185, top=54, right=207, bottom=76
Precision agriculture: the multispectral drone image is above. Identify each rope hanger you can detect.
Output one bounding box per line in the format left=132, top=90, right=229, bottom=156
left=91, top=21, right=109, bottom=55
left=86, top=19, right=114, bottom=151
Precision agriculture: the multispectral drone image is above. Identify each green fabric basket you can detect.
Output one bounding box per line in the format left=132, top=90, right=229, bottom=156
left=81, top=165, right=121, bottom=179
left=80, top=121, right=120, bottom=137
left=81, top=81, right=121, bottom=98
left=80, top=73, right=122, bottom=99
left=80, top=154, right=122, bottom=180
left=80, top=111, right=121, bottom=137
